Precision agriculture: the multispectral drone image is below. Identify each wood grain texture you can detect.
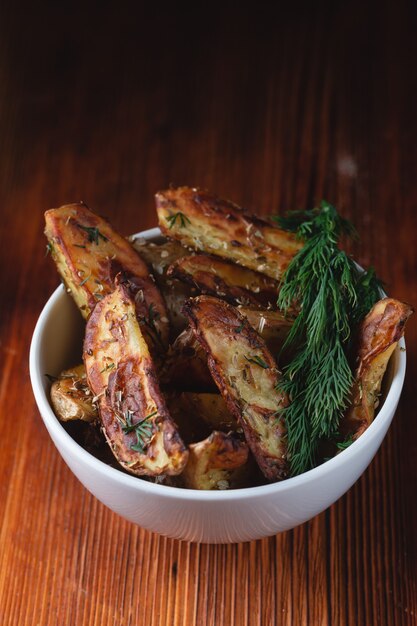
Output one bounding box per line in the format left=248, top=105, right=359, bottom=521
left=0, top=1, right=416, bottom=624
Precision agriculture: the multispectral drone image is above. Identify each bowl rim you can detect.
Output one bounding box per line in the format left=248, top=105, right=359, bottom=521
left=29, top=227, right=407, bottom=502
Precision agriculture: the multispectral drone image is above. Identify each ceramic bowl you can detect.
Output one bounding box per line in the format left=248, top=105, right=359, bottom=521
left=29, top=227, right=407, bottom=543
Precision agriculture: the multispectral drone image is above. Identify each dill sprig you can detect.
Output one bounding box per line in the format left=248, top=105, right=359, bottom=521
left=336, top=434, right=355, bottom=451
left=121, top=409, right=156, bottom=453
left=166, top=212, right=191, bottom=229
left=275, top=201, right=381, bottom=476
left=244, top=355, right=269, bottom=369
left=78, top=224, right=109, bottom=245
left=351, top=266, right=385, bottom=324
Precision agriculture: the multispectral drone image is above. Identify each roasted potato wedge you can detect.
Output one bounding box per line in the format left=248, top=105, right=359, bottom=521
left=50, top=364, right=98, bottom=423
left=156, top=186, right=302, bottom=280
left=162, top=307, right=294, bottom=391
left=183, top=296, right=289, bottom=481
left=45, top=203, right=169, bottom=355
left=167, top=392, right=238, bottom=443
left=340, top=298, right=413, bottom=439
left=84, top=280, right=188, bottom=476
left=181, top=431, right=250, bottom=490
left=167, top=253, right=280, bottom=308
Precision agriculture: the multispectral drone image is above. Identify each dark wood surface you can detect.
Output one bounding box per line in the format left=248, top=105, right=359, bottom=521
left=1, top=2, right=416, bottom=624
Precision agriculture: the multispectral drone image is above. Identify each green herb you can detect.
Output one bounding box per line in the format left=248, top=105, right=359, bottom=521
left=336, top=435, right=354, bottom=450
left=273, top=207, right=358, bottom=239
left=100, top=363, right=115, bottom=374
left=166, top=212, right=191, bottom=229
left=45, top=242, right=53, bottom=257
left=235, top=321, right=245, bottom=334
left=74, top=244, right=86, bottom=249
left=78, top=224, right=109, bottom=245
left=79, top=273, right=91, bottom=286
left=122, top=409, right=157, bottom=453
left=350, top=266, right=384, bottom=324
left=275, top=201, right=381, bottom=476
left=244, top=355, right=269, bottom=369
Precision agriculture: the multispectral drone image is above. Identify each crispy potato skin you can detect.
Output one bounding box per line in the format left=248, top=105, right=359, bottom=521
left=167, top=253, right=280, bottom=308
left=183, top=296, right=289, bottom=481
left=50, top=364, right=98, bottom=423
left=83, top=281, right=188, bottom=476
left=341, top=298, right=413, bottom=439
left=45, top=203, right=169, bottom=354
left=181, top=431, right=250, bottom=490
left=156, top=187, right=302, bottom=280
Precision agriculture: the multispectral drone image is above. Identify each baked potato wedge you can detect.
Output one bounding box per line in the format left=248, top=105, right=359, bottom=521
left=45, top=203, right=169, bottom=355
left=340, top=298, right=413, bottom=439
left=162, top=307, right=294, bottom=391
left=84, top=279, right=188, bottom=476
left=156, top=186, right=302, bottom=280
left=167, top=253, right=279, bottom=308
left=181, top=431, right=250, bottom=490
left=50, top=364, right=97, bottom=423
left=183, top=296, right=289, bottom=481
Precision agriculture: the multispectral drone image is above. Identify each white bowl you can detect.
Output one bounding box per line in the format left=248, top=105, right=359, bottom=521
left=30, top=227, right=407, bottom=543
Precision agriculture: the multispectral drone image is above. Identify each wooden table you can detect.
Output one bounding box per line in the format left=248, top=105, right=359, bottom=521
left=1, top=3, right=416, bottom=624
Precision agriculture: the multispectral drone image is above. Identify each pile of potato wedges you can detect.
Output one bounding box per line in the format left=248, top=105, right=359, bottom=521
left=45, top=187, right=413, bottom=489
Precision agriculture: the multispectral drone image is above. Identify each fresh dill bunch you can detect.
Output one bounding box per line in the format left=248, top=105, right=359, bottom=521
left=275, top=201, right=381, bottom=476
left=351, top=266, right=385, bottom=325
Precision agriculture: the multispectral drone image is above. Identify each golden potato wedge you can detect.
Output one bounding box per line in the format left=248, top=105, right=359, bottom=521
left=167, top=253, right=280, bottom=308
left=181, top=431, right=250, bottom=490
left=84, top=280, right=188, bottom=476
left=162, top=307, right=294, bottom=391
left=183, top=296, right=289, bottom=481
left=340, top=298, right=413, bottom=439
left=155, top=186, right=302, bottom=280
left=45, top=203, right=169, bottom=356
left=50, top=364, right=97, bottom=423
